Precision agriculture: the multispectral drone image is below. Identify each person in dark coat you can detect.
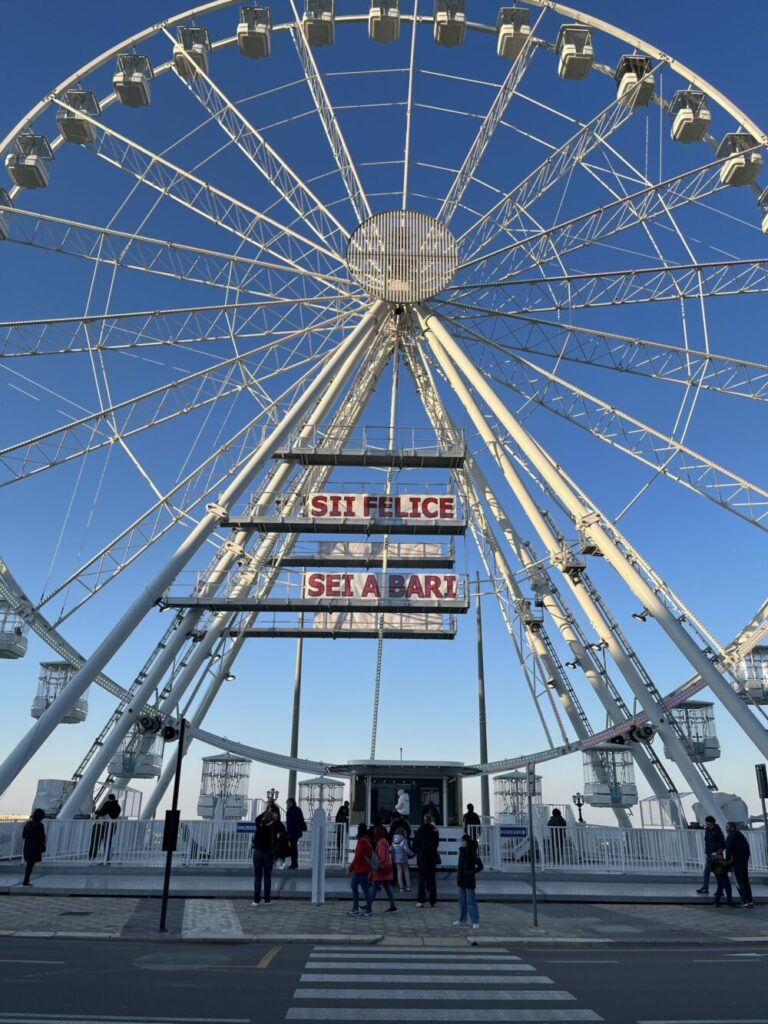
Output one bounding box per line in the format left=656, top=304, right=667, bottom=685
left=710, top=851, right=734, bottom=907
left=696, top=815, right=726, bottom=894
left=251, top=809, right=285, bottom=905
left=546, top=808, right=567, bottom=864
left=724, top=821, right=753, bottom=907
left=413, top=814, right=440, bottom=908
left=21, top=809, right=46, bottom=886
left=453, top=833, right=484, bottom=928
left=284, top=797, right=307, bottom=869
left=334, top=800, right=349, bottom=857
left=462, top=803, right=481, bottom=834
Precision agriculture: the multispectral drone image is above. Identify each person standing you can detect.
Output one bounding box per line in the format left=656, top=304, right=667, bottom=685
left=370, top=833, right=397, bottom=912
left=391, top=827, right=413, bottom=892
left=21, top=809, right=46, bottom=886
left=95, top=793, right=121, bottom=862
left=725, top=821, right=753, bottom=907
left=696, top=815, right=725, bottom=895
left=285, top=797, right=307, bottom=870
left=453, top=833, right=484, bottom=929
left=334, top=800, right=349, bottom=858
left=346, top=823, right=374, bottom=917
left=711, top=851, right=734, bottom=907
left=251, top=809, right=284, bottom=906
left=414, top=814, right=440, bottom=908
left=546, top=808, right=567, bottom=865
left=395, top=789, right=410, bottom=819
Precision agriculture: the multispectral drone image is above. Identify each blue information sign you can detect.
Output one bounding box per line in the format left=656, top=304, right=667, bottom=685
left=499, top=825, right=527, bottom=839
left=236, top=821, right=256, bottom=833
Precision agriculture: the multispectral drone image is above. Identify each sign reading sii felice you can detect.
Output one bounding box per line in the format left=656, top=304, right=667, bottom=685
left=302, top=572, right=459, bottom=601
left=308, top=492, right=457, bottom=519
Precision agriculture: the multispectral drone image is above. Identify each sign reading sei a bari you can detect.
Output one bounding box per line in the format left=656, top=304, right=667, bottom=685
left=303, top=571, right=459, bottom=601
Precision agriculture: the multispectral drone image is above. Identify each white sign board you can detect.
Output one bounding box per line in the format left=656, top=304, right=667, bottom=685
left=303, top=572, right=459, bottom=601
left=308, top=493, right=457, bottom=520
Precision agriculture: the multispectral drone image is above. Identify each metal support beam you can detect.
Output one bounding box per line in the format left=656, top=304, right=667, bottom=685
left=475, top=573, right=491, bottom=821
left=288, top=615, right=304, bottom=801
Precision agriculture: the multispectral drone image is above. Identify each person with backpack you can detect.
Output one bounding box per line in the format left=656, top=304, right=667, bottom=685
left=696, top=815, right=725, bottom=895
left=413, top=813, right=440, bottom=907
left=251, top=808, right=285, bottom=906
left=710, top=850, right=734, bottom=907
left=347, top=823, right=374, bottom=917
left=21, top=808, right=46, bottom=886
left=370, top=831, right=398, bottom=912
left=453, top=833, right=484, bottom=929
left=391, top=827, right=413, bottom=892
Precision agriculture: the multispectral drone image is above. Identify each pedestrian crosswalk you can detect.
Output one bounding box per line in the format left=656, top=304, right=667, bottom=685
left=283, top=945, right=604, bottom=1022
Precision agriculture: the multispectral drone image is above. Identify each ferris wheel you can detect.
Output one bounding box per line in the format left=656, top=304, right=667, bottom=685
left=1, top=0, right=767, bottom=825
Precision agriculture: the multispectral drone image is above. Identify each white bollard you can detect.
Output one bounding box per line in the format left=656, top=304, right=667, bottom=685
left=310, top=808, right=327, bottom=905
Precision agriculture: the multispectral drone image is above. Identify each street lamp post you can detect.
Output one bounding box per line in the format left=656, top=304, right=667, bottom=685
left=572, top=792, right=585, bottom=824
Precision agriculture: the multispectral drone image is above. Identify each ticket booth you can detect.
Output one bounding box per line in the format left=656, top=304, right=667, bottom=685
left=345, top=760, right=470, bottom=827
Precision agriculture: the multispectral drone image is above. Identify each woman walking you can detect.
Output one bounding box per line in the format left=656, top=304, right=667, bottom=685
left=21, top=808, right=46, bottom=886
left=346, top=823, right=374, bottom=917
left=453, top=833, right=484, bottom=929
left=391, top=827, right=412, bottom=892
left=370, top=832, right=397, bottom=912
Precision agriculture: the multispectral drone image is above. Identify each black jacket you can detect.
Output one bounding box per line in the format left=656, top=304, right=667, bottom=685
left=252, top=817, right=285, bottom=856
left=96, top=797, right=121, bottom=820
left=414, top=823, right=440, bottom=868
left=456, top=845, right=484, bottom=889
left=22, top=819, right=46, bottom=863
left=463, top=811, right=481, bottom=827
left=704, top=824, right=725, bottom=855
left=335, top=805, right=349, bottom=824
left=724, top=828, right=750, bottom=867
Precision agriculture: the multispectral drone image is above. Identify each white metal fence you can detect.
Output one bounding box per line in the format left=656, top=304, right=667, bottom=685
left=2, top=818, right=766, bottom=876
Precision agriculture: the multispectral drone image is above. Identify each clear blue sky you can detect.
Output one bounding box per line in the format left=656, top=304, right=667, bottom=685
left=0, top=1, right=766, bottom=823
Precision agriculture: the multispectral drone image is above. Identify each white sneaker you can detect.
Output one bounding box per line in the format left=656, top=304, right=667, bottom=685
left=472, top=923, right=480, bottom=930
left=251, top=901, right=260, bottom=906
left=452, top=920, right=464, bottom=926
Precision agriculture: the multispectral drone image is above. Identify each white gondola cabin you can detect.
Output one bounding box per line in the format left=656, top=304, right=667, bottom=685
left=31, top=661, right=88, bottom=723
left=434, top=0, right=465, bottom=48
left=108, top=730, right=163, bottom=778
left=238, top=6, right=272, bottom=58
left=5, top=133, right=53, bottom=189
left=173, top=26, right=212, bottom=79
left=0, top=188, right=12, bottom=242
left=668, top=89, right=711, bottom=143
left=0, top=600, right=27, bottom=658
left=303, top=0, right=335, bottom=48
left=369, top=1, right=400, bottom=43
left=113, top=54, right=154, bottom=107
left=493, top=769, right=542, bottom=819
left=759, top=190, right=768, bottom=236
left=298, top=775, right=344, bottom=817
left=664, top=700, right=721, bottom=763
left=556, top=24, right=593, bottom=80
left=496, top=7, right=530, bottom=61
left=56, top=90, right=101, bottom=145
left=733, top=644, right=768, bottom=701
left=197, top=753, right=251, bottom=819
left=716, top=132, right=763, bottom=187
left=615, top=55, right=654, bottom=109
left=582, top=746, right=638, bottom=807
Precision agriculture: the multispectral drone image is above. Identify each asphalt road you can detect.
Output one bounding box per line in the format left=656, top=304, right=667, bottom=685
left=0, top=936, right=764, bottom=1024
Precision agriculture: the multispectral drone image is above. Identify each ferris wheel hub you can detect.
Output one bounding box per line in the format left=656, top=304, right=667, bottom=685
left=346, top=209, right=459, bottom=303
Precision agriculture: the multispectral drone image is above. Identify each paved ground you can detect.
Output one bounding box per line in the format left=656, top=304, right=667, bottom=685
left=0, top=934, right=764, bottom=1023
left=1, top=893, right=767, bottom=945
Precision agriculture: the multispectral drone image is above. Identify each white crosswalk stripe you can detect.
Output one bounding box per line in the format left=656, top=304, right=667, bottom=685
left=282, top=946, right=604, bottom=1023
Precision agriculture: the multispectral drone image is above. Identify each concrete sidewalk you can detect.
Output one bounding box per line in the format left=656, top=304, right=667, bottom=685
left=2, top=863, right=766, bottom=904
left=0, top=891, right=765, bottom=947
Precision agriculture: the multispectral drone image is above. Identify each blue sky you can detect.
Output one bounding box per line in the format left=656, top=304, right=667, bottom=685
left=1, top=0, right=767, bottom=823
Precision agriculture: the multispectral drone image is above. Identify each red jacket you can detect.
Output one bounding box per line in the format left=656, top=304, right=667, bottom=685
left=370, top=837, right=393, bottom=883
left=349, top=836, right=373, bottom=874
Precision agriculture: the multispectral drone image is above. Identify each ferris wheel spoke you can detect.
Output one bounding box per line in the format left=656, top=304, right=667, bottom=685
left=455, top=153, right=728, bottom=282
left=51, top=95, right=342, bottom=276
left=0, top=205, right=357, bottom=303
left=437, top=8, right=544, bottom=226
left=469, top=335, right=768, bottom=532
left=0, top=296, right=362, bottom=358
left=0, top=310, right=352, bottom=488
left=287, top=0, right=371, bottom=226
left=37, top=345, right=346, bottom=624
left=456, top=66, right=661, bottom=261
left=466, top=257, right=768, bottom=314
left=162, top=29, right=349, bottom=254
left=436, top=304, right=768, bottom=404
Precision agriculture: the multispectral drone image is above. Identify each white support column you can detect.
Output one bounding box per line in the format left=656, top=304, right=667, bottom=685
left=3, top=303, right=388, bottom=804
left=417, top=306, right=729, bottom=825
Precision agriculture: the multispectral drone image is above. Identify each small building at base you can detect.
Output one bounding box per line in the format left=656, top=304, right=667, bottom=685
left=345, top=760, right=477, bottom=827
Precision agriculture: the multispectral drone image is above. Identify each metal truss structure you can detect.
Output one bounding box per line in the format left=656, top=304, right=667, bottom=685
left=0, top=1, right=766, bottom=828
